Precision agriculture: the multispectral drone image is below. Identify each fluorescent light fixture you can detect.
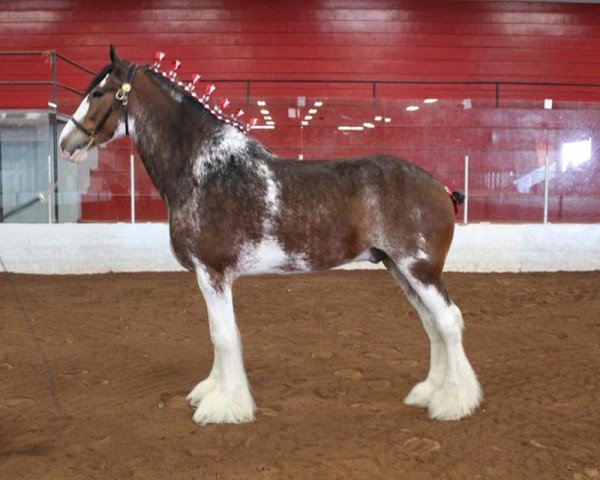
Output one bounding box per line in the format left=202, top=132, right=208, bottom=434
left=257, top=100, right=266, bottom=106
left=48, top=101, right=57, bottom=109
left=251, top=125, right=275, bottom=130
left=301, top=121, right=308, bottom=126
left=374, top=116, right=383, bottom=121
left=384, top=118, right=391, bottom=123
left=304, top=115, right=313, bottom=120
left=406, top=106, right=419, bottom=112
left=424, top=98, right=438, bottom=104
left=264, top=115, right=272, bottom=121
left=260, top=109, right=270, bottom=115
left=308, top=108, right=317, bottom=114
left=338, top=126, right=364, bottom=131
left=314, top=101, right=323, bottom=107
left=266, top=120, right=275, bottom=125
left=363, top=122, right=375, bottom=128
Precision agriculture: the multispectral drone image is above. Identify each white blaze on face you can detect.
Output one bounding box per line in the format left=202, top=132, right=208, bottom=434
left=58, top=95, right=90, bottom=149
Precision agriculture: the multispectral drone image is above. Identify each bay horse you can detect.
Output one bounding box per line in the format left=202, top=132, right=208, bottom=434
left=59, top=46, right=482, bottom=425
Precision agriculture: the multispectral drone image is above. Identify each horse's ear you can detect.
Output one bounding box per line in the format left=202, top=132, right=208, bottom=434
left=109, top=44, right=117, bottom=64
left=109, top=44, right=127, bottom=67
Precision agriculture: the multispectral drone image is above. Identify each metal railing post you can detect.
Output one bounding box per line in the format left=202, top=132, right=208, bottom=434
left=50, top=50, right=59, bottom=222
left=463, top=155, right=469, bottom=224
left=543, top=151, right=549, bottom=224
left=130, top=154, right=136, bottom=223
left=0, top=127, right=3, bottom=222
left=47, top=155, right=53, bottom=223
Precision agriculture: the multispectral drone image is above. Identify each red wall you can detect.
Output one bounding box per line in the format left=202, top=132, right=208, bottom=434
left=3, top=0, right=600, bottom=106
left=1, top=1, right=599, bottom=222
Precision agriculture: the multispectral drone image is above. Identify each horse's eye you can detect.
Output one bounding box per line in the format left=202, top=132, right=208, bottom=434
left=91, top=90, right=104, bottom=98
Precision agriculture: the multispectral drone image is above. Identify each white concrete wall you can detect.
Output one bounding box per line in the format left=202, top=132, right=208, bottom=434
left=0, top=223, right=599, bottom=274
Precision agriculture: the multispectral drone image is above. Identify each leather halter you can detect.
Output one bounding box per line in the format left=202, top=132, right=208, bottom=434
left=70, top=64, right=138, bottom=149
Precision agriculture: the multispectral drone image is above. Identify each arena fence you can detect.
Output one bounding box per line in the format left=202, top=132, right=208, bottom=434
left=1, top=50, right=599, bottom=224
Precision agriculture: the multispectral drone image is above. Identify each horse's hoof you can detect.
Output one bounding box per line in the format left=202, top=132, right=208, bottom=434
left=404, top=379, right=438, bottom=408
left=427, top=379, right=482, bottom=421
left=187, top=377, right=217, bottom=408
left=192, top=389, right=256, bottom=425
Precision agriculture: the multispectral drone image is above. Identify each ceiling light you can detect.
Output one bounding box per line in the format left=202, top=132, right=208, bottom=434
left=260, top=109, right=270, bottom=115
left=314, top=101, right=323, bottom=107
left=304, top=115, right=313, bottom=120
left=308, top=108, right=317, bottom=114
left=251, top=125, right=275, bottom=130
left=338, top=126, right=364, bottom=131
left=384, top=118, right=392, bottom=123
left=363, top=122, right=375, bottom=128
left=406, top=106, right=419, bottom=112
left=266, top=120, right=275, bottom=125
left=374, top=116, right=383, bottom=121
left=264, top=116, right=272, bottom=121
left=301, top=121, right=308, bottom=126
left=424, top=98, right=438, bottom=104
left=257, top=100, right=266, bottom=106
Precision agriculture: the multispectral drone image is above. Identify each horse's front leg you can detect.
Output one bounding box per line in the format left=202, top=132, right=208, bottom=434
left=187, top=264, right=256, bottom=424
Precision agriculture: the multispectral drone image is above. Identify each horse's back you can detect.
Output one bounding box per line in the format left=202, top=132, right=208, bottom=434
left=267, top=154, right=456, bottom=270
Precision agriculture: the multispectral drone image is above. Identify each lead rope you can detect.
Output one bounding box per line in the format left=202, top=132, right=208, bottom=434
left=0, top=161, right=79, bottom=420
left=3, top=161, right=78, bottom=220
left=0, top=254, right=68, bottom=420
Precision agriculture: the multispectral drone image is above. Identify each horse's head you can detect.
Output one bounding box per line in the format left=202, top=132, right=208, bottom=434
left=59, top=46, right=138, bottom=162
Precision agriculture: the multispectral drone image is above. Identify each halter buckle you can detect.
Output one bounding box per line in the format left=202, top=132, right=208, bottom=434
left=115, top=85, right=130, bottom=105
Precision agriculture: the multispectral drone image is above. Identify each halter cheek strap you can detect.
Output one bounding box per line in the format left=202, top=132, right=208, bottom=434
left=70, top=64, right=138, bottom=147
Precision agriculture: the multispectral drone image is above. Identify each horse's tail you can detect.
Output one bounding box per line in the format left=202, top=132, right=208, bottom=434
left=451, top=190, right=465, bottom=206
left=444, top=186, right=465, bottom=214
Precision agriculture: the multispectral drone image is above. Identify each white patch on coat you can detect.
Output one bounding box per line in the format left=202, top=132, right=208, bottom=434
left=111, top=117, right=136, bottom=142
left=256, top=162, right=279, bottom=218
left=397, top=258, right=482, bottom=420
left=239, top=236, right=310, bottom=275
left=193, top=127, right=249, bottom=179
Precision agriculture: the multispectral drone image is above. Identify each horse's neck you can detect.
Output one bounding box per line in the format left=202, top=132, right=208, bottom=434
left=129, top=81, right=221, bottom=205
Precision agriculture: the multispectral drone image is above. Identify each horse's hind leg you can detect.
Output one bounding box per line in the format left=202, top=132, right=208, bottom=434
left=387, top=256, right=482, bottom=420
left=383, top=258, right=446, bottom=408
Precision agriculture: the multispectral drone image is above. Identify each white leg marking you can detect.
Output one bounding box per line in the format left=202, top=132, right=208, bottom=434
left=397, top=261, right=482, bottom=420
left=189, top=264, right=256, bottom=424
left=186, top=344, right=220, bottom=407
left=404, top=314, right=447, bottom=408
left=383, top=258, right=447, bottom=408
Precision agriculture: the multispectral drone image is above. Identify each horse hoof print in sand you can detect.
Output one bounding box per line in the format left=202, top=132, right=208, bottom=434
left=59, top=46, right=482, bottom=425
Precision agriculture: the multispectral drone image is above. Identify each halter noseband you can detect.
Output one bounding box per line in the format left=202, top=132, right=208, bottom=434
left=70, top=64, right=139, bottom=149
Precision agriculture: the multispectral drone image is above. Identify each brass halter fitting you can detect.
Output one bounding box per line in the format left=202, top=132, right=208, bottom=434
left=115, top=83, right=132, bottom=105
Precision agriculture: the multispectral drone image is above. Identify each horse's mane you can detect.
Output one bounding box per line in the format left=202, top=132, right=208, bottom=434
left=84, top=64, right=115, bottom=96
left=143, top=66, right=247, bottom=132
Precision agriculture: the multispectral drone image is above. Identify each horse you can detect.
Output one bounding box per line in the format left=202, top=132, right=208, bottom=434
left=59, top=46, right=482, bottom=425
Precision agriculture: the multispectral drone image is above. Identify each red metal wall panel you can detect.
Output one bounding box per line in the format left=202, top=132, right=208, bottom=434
left=1, top=1, right=599, bottom=223
left=3, top=0, right=600, bottom=100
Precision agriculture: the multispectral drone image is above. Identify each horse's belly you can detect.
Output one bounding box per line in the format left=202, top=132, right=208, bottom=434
left=239, top=236, right=312, bottom=275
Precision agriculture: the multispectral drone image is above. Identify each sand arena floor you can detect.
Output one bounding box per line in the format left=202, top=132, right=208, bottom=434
left=1, top=270, right=599, bottom=479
